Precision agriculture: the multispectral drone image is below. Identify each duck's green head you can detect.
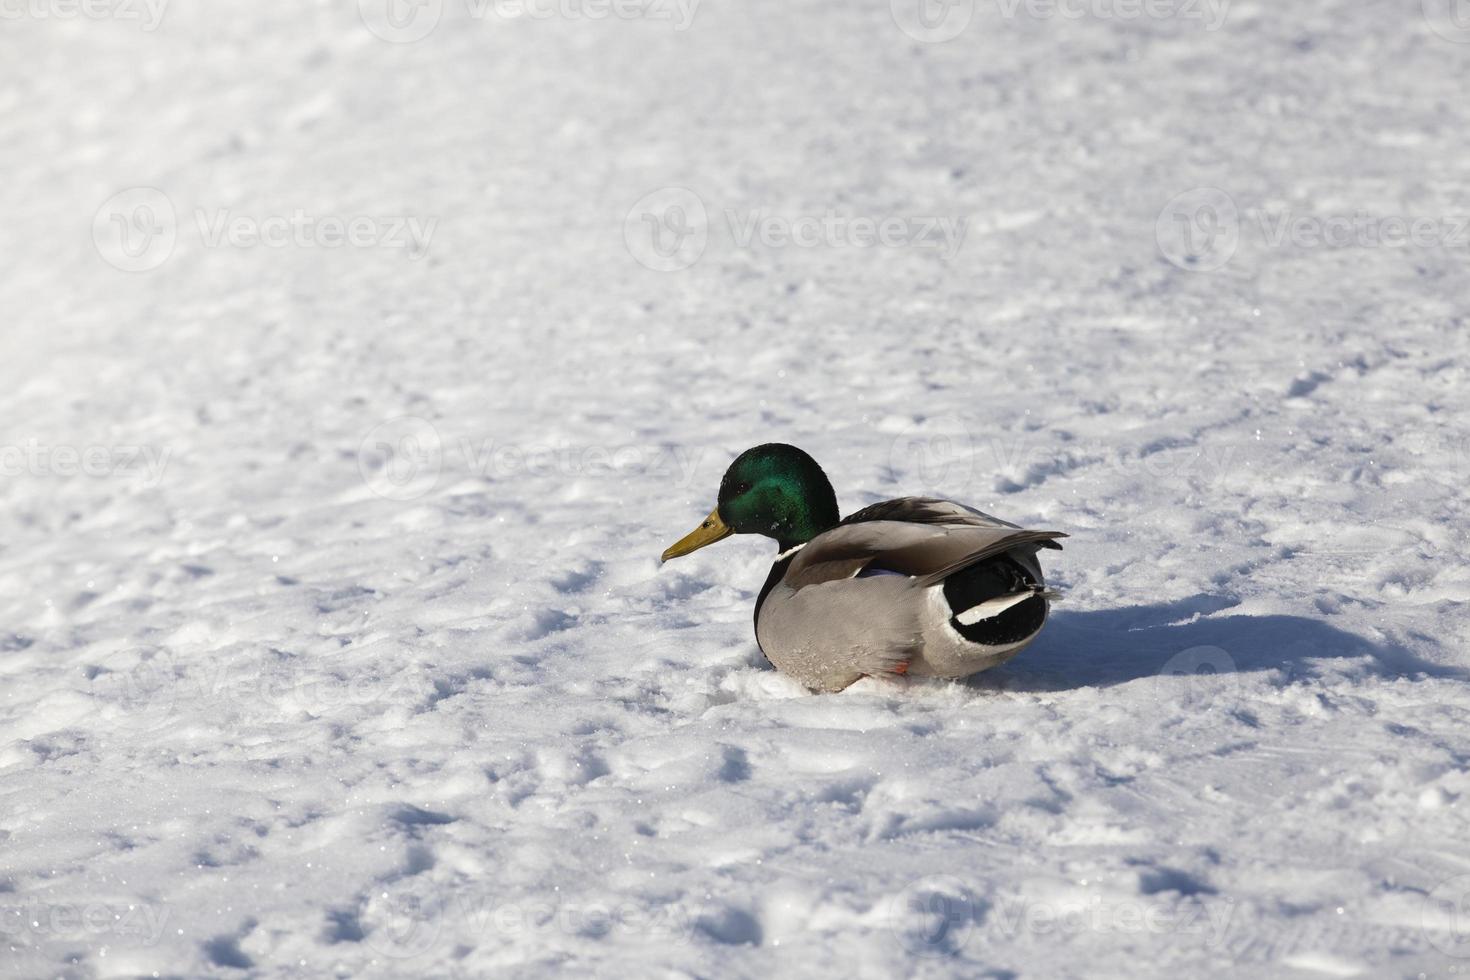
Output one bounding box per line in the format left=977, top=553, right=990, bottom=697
left=661, top=443, right=841, bottom=561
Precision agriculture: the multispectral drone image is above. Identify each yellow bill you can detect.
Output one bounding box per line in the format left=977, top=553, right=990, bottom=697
left=661, top=508, right=733, bottom=562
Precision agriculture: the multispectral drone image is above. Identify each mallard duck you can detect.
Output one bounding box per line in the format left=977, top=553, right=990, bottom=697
left=661, top=443, right=1066, bottom=692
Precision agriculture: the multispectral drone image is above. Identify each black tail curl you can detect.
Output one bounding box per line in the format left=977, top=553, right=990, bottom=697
left=941, top=555, right=1048, bottom=646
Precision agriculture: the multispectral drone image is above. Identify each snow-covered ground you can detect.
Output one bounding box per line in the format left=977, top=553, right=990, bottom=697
left=3, top=1, right=1470, bottom=976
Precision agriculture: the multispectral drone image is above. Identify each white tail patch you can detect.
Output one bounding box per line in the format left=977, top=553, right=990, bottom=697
left=955, top=589, right=1053, bottom=625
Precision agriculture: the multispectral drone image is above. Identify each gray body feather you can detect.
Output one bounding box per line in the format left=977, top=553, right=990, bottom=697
left=754, top=498, right=1065, bottom=692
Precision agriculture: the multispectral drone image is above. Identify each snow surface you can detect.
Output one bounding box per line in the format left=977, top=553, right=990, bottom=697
left=4, top=1, right=1470, bottom=977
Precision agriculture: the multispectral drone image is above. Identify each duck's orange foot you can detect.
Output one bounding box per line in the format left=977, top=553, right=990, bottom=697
left=891, top=660, right=910, bottom=676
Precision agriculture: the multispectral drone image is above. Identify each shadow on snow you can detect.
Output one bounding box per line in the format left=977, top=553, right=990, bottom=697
left=969, top=593, right=1467, bottom=693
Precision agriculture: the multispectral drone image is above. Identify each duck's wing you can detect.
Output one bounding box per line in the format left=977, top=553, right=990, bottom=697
left=786, top=499, right=1066, bottom=591
left=841, top=496, right=1037, bottom=532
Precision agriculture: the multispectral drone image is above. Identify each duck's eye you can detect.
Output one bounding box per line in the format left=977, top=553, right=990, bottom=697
left=735, top=482, right=751, bottom=494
